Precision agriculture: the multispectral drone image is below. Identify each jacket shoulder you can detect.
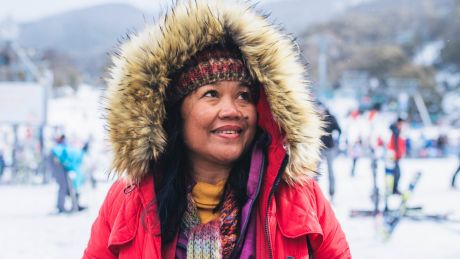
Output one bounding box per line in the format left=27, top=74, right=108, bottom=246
left=276, top=179, right=351, bottom=258
left=102, top=179, right=132, bottom=220
left=108, top=179, right=130, bottom=201
left=83, top=178, right=134, bottom=259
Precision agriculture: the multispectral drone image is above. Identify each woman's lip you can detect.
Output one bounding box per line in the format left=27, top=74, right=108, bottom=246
left=211, top=125, right=243, bottom=132
left=212, top=130, right=241, bottom=139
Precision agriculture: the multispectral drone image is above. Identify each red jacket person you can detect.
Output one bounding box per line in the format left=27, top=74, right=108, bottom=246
left=84, top=1, right=351, bottom=258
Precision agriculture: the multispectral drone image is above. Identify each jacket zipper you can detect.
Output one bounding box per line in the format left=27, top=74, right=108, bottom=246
left=230, top=140, right=267, bottom=259
left=265, top=154, right=289, bottom=259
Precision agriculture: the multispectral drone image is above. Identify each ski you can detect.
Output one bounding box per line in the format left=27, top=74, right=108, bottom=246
left=350, top=209, right=380, bottom=217
left=405, top=211, right=460, bottom=223
left=349, top=155, right=382, bottom=218
left=382, top=171, right=422, bottom=239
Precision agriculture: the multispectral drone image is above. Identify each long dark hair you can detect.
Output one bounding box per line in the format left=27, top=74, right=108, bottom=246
left=151, top=101, right=254, bottom=244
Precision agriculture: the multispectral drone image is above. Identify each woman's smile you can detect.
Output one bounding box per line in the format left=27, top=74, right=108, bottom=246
left=211, top=125, right=243, bottom=139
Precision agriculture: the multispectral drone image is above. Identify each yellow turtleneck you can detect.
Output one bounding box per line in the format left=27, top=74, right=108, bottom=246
left=191, top=179, right=226, bottom=224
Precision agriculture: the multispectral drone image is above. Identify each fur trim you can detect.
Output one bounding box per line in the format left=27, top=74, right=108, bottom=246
left=106, top=0, right=324, bottom=185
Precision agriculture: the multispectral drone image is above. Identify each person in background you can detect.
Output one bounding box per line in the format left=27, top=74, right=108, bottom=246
left=82, top=137, right=98, bottom=189
left=349, top=138, right=363, bottom=178
left=319, top=104, right=342, bottom=201
left=65, top=141, right=88, bottom=211
left=345, top=108, right=364, bottom=178
left=49, top=135, right=70, bottom=213
left=387, top=117, right=406, bottom=195
left=83, top=1, right=350, bottom=258
left=49, top=135, right=87, bottom=213
left=437, top=134, right=448, bottom=158
left=0, top=149, right=5, bottom=181
left=405, top=138, right=412, bottom=158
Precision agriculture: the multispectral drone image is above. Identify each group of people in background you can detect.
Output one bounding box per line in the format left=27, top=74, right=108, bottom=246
left=0, top=126, right=99, bottom=213
left=318, top=102, right=460, bottom=202
left=318, top=102, right=424, bottom=201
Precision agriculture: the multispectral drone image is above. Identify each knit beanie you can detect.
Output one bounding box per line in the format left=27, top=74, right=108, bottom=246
left=168, top=43, right=256, bottom=103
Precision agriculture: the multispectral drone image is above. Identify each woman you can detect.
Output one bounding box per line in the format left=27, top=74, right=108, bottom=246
left=84, top=1, right=350, bottom=258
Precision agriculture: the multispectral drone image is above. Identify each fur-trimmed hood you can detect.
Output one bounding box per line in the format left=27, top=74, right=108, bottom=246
left=106, top=0, right=323, bottom=185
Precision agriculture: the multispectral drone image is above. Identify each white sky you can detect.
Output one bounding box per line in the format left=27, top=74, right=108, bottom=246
left=0, top=0, right=161, bottom=22
left=0, top=0, right=279, bottom=23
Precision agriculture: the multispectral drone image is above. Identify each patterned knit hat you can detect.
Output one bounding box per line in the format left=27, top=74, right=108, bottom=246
left=168, top=43, right=256, bottom=103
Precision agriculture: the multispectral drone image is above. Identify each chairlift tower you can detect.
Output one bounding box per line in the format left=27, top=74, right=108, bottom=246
left=0, top=17, right=19, bottom=42
left=387, top=78, right=432, bottom=127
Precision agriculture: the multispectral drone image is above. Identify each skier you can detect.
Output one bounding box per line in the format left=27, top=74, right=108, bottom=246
left=349, top=138, right=363, bottom=177
left=387, top=117, right=406, bottom=195
left=65, top=141, right=88, bottom=211
left=50, top=135, right=88, bottom=213
left=49, top=135, right=70, bottom=213
left=319, top=104, right=342, bottom=201
left=346, top=108, right=365, bottom=178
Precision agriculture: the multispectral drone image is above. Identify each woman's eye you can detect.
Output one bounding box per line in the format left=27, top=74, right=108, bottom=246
left=238, top=91, right=251, bottom=101
left=203, top=90, right=218, bottom=98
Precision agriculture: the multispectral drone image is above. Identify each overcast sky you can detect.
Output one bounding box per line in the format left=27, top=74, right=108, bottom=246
left=1, top=0, right=160, bottom=22
left=0, top=0, right=279, bottom=23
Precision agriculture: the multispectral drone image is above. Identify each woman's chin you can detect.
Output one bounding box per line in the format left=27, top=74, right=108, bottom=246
left=211, top=149, right=244, bottom=165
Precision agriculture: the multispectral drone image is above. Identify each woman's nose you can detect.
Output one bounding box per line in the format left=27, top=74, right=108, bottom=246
left=218, top=99, right=242, bottom=120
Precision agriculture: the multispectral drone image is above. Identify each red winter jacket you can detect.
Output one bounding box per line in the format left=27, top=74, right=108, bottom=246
left=84, top=175, right=350, bottom=259
left=84, top=115, right=351, bottom=259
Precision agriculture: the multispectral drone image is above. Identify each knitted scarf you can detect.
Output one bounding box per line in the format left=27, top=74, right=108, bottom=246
left=182, top=187, right=239, bottom=259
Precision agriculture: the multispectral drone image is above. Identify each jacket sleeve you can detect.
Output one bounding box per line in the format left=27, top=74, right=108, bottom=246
left=83, top=180, right=125, bottom=259
left=311, top=181, right=351, bottom=259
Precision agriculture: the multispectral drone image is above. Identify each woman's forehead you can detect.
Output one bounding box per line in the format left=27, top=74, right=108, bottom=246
left=207, top=80, right=251, bottom=88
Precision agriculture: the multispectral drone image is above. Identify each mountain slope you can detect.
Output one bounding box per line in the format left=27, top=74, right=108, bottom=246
left=18, top=3, right=151, bottom=77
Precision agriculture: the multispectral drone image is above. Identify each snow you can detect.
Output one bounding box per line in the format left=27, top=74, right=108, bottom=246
left=0, top=182, right=111, bottom=259
left=1, top=157, right=459, bottom=258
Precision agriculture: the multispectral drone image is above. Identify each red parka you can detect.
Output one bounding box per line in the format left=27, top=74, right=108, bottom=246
left=84, top=170, right=350, bottom=259
left=84, top=1, right=350, bottom=258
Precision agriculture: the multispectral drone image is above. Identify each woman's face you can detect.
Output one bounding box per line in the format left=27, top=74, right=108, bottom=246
left=180, top=80, right=257, bottom=168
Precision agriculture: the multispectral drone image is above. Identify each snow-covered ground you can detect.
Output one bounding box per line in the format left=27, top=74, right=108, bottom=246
left=319, top=157, right=460, bottom=258
left=1, top=156, right=459, bottom=258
